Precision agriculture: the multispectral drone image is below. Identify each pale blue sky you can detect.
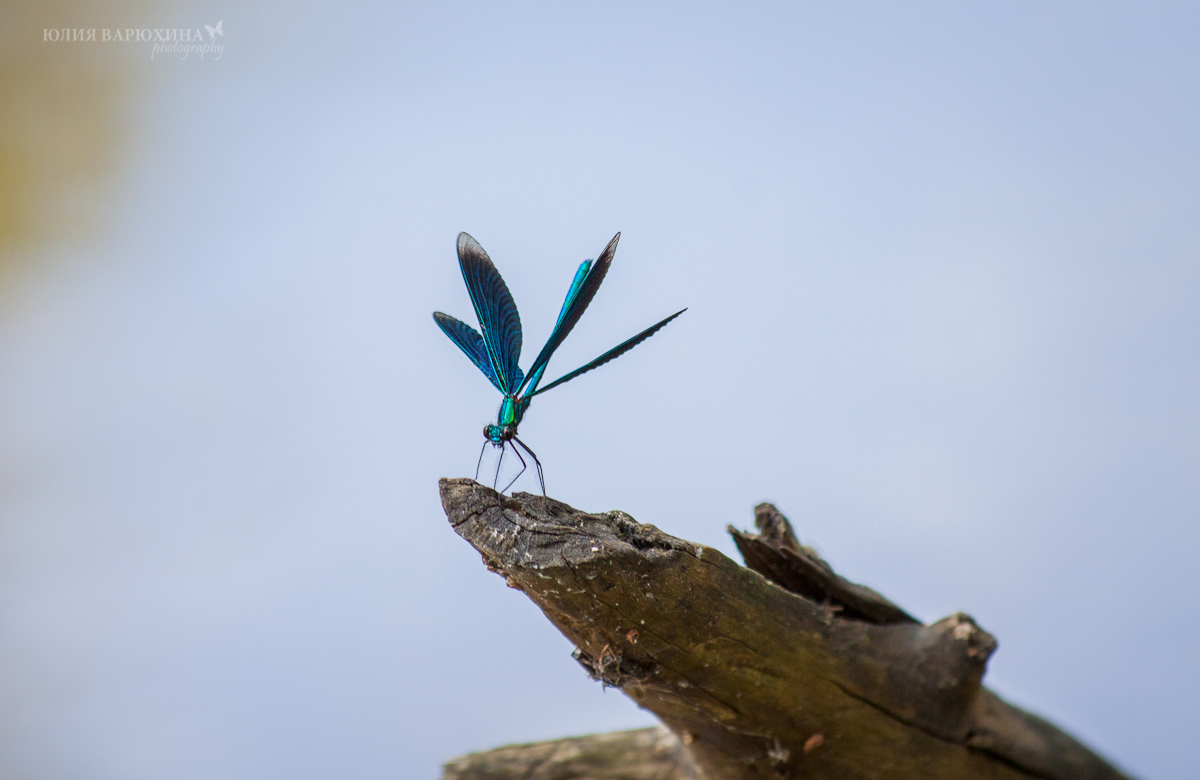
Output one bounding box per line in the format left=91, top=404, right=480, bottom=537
left=1, top=2, right=1197, bottom=778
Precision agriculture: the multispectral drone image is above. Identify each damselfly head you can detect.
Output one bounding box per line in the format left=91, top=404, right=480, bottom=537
left=484, top=424, right=510, bottom=444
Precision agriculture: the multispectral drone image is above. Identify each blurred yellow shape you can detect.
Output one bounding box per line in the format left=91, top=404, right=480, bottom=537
left=0, top=0, right=148, bottom=281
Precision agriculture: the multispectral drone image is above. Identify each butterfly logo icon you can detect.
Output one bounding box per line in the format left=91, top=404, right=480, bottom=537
left=204, top=21, right=223, bottom=40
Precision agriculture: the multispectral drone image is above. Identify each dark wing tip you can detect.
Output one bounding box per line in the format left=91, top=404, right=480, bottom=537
left=457, top=232, right=486, bottom=259
left=603, top=232, right=621, bottom=256
left=594, top=233, right=621, bottom=269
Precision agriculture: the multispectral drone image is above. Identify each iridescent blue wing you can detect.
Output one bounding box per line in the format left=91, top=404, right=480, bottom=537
left=531, top=308, right=685, bottom=397
left=517, top=233, right=619, bottom=397
left=553, top=259, right=592, bottom=329
left=433, top=312, right=506, bottom=394
left=457, top=233, right=524, bottom=393
left=516, top=258, right=591, bottom=394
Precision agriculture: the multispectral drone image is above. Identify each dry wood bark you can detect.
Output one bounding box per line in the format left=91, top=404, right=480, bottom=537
left=438, top=478, right=1134, bottom=780
left=441, top=727, right=696, bottom=780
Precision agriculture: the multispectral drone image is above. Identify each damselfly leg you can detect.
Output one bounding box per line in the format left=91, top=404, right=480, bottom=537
left=475, top=440, right=489, bottom=482
left=492, top=442, right=506, bottom=490
left=512, top=436, right=545, bottom=495
left=500, top=443, right=529, bottom=494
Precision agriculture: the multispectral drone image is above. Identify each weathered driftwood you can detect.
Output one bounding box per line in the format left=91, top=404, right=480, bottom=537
left=441, top=727, right=696, bottom=780
left=438, top=478, right=1133, bottom=780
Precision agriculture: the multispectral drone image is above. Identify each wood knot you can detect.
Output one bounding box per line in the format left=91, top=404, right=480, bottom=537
left=941, top=612, right=997, bottom=664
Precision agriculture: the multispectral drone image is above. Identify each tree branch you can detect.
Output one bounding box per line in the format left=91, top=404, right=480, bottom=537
left=438, top=478, right=1133, bottom=780
left=441, top=727, right=697, bottom=780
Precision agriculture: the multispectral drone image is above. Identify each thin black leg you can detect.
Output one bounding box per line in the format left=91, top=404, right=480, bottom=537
left=493, top=441, right=506, bottom=490
left=475, top=439, right=489, bottom=482
left=512, top=436, right=545, bottom=495
left=500, top=442, right=528, bottom=494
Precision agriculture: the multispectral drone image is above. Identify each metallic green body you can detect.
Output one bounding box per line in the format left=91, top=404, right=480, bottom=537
left=486, top=396, right=530, bottom=443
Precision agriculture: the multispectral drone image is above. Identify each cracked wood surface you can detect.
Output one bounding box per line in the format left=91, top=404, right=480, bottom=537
left=438, top=478, right=1133, bottom=780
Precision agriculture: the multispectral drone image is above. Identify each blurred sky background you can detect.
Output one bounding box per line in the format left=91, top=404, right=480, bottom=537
left=1, top=2, right=1197, bottom=778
